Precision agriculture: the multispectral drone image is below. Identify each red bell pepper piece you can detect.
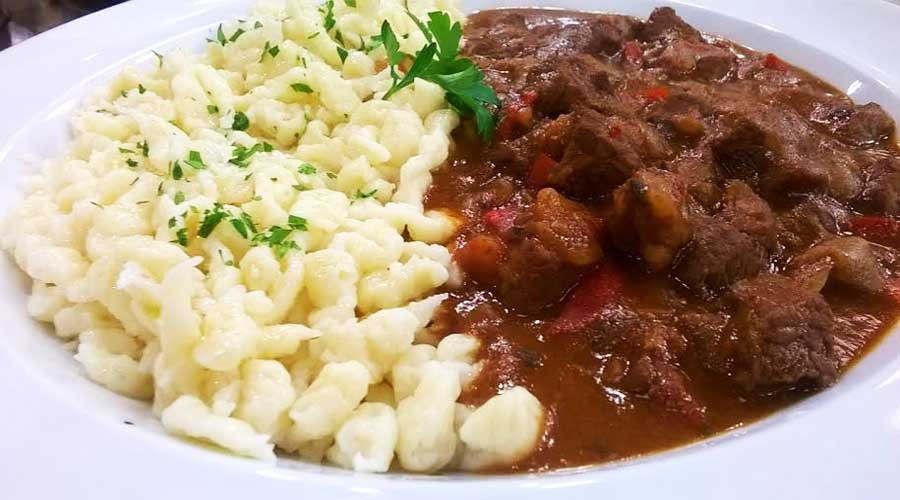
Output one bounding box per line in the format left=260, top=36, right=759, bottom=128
left=762, top=53, right=787, bottom=71
left=483, top=206, right=518, bottom=234
left=548, top=264, right=625, bottom=335
left=528, top=153, right=558, bottom=188
left=639, top=85, right=669, bottom=102
left=848, top=216, right=900, bottom=248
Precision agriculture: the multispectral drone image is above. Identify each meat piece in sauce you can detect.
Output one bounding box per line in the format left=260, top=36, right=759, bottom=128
left=637, top=7, right=701, bottom=43
left=528, top=188, right=603, bottom=266
left=609, top=168, right=691, bottom=271
left=856, top=157, right=900, bottom=215
left=647, top=39, right=737, bottom=81
left=727, top=274, right=838, bottom=391
left=832, top=102, right=896, bottom=147
left=551, top=109, right=670, bottom=197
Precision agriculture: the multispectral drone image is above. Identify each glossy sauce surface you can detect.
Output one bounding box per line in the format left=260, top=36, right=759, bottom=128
left=425, top=8, right=900, bottom=472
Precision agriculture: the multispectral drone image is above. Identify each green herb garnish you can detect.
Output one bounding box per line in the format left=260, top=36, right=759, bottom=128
left=298, top=163, right=317, bottom=175
left=207, top=104, right=219, bottom=114
left=184, top=150, right=206, bottom=170
left=126, top=159, right=138, bottom=168
left=138, top=84, right=146, bottom=94
left=379, top=12, right=499, bottom=141
left=216, top=24, right=227, bottom=46
left=232, top=111, right=250, bottom=131
left=229, top=28, right=246, bottom=43
left=291, top=83, right=314, bottom=93
left=172, top=162, right=184, bottom=180
left=229, top=142, right=273, bottom=168
left=174, top=191, right=185, bottom=204
left=138, top=140, right=149, bottom=157
left=260, top=41, right=280, bottom=62
left=354, top=188, right=378, bottom=199
left=336, top=46, right=348, bottom=63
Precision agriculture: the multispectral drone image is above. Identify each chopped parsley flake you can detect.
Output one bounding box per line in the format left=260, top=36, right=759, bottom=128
left=344, top=0, right=356, bottom=7
left=184, top=150, right=206, bottom=170
left=229, top=28, right=246, bottom=43
left=171, top=161, right=184, bottom=180
left=119, top=147, right=135, bottom=154
left=126, top=159, right=139, bottom=168
left=138, top=84, right=146, bottom=94
left=298, top=163, right=317, bottom=175
left=216, top=24, right=227, bottom=45
left=307, top=32, right=320, bottom=39
left=198, top=204, right=229, bottom=238
left=232, top=111, right=250, bottom=131
left=207, top=104, right=219, bottom=114
left=174, top=191, right=185, bottom=204
left=229, top=142, right=272, bottom=168
left=336, top=46, right=348, bottom=63
left=288, top=214, right=309, bottom=231
left=152, top=50, right=164, bottom=67
left=254, top=20, right=263, bottom=29
left=291, top=82, right=313, bottom=93
left=174, top=227, right=189, bottom=246
left=322, top=0, right=336, bottom=31
left=138, top=140, right=149, bottom=157
left=354, top=188, right=378, bottom=199
left=260, top=41, right=280, bottom=62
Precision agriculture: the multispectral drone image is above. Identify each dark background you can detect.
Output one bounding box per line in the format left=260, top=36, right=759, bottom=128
left=0, top=0, right=128, bottom=50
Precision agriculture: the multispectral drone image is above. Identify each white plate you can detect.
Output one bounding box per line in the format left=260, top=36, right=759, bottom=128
left=2, top=0, right=900, bottom=498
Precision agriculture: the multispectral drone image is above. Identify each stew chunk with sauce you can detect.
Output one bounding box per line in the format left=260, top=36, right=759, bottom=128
left=426, top=7, right=900, bottom=472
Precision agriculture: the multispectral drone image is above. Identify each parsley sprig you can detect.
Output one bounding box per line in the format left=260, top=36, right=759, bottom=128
left=379, top=12, right=499, bottom=141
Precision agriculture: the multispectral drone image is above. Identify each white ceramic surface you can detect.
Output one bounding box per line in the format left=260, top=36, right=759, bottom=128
left=2, top=1, right=900, bottom=498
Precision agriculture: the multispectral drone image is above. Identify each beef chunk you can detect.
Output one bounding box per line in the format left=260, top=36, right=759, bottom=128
left=721, top=180, right=777, bottom=250
left=531, top=54, right=624, bottom=116
left=856, top=157, right=900, bottom=215
left=711, top=104, right=863, bottom=202
left=674, top=216, right=769, bottom=295
left=528, top=188, right=603, bottom=266
left=727, top=274, right=837, bottom=391
left=498, top=237, right=578, bottom=310
left=609, top=168, right=692, bottom=271
left=833, top=103, right=896, bottom=147
left=606, top=321, right=706, bottom=426
left=587, top=14, right=641, bottom=56
left=791, top=236, right=886, bottom=294
left=776, top=197, right=849, bottom=252
left=550, top=109, right=670, bottom=197
left=638, top=7, right=701, bottom=43
left=669, top=149, right=721, bottom=209
left=648, top=40, right=736, bottom=80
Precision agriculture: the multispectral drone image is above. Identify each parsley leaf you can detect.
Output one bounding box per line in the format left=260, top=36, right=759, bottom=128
left=229, top=28, right=246, bottom=43
left=344, top=0, right=356, bottom=7
left=336, top=46, right=348, bottom=63
left=174, top=191, right=185, bottom=204
left=288, top=215, right=309, bottom=231
left=232, top=111, right=250, bottom=131
left=175, top=227, right=189, bottom=246
left=171, top=161, right=184, bottom=180
left=152, top=50, right=164, bottom=67
left=254, top=20, right=263, bottom=29
left=298, top=163, right=317, bottom=175
left=291, top=83, right=313, bottom=93
left=138, top=84, right=146, bottom=94
left=137, top=140, right=149, bottom=157
left=379, top=13, right=499, bottom=141
left=118, top=147, right=135, bottom=154
left=354, top=188, right=378, bottom=199
left=184, top=150, right=206, bottom=170
left=229, top=142, right=272, bottom=168
left=260, top=41, right=280, bottom=62
left=216, top=24, right=227, bottom=46
left=207, top=104, right=219, bottom=114
left=322, top=0, right=336, bottom=31
left=126, top=158, right=138, bottom=168
left=198, top=204, right=228, bottom=238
